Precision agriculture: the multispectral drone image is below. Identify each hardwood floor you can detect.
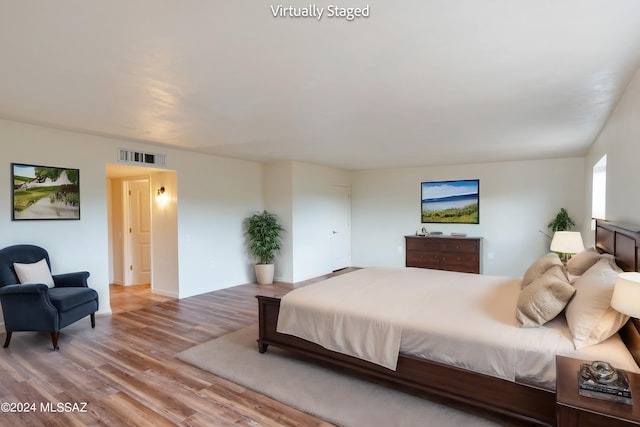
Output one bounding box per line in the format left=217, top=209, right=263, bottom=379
left=0, top=273, right=358, bottom=426
left=109, top=284, right=175, bottom=314
left=0, top=268, right=520, bottom=426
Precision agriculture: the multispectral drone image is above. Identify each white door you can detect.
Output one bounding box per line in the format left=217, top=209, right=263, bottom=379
left=125, top=180, right=152, bottom=285
left=330, top=185, right=351, bottom=271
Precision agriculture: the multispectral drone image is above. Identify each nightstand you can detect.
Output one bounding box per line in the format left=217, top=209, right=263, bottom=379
left=556, top=356, right=640, bottom=426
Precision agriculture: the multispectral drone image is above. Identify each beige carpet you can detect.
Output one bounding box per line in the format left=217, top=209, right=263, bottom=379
left=176, top=325, right=523, bottom=427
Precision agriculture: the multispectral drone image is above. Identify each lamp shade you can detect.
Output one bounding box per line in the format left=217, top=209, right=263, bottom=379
left=611, top=272, right=640, bottom=318
left=550, top=231, right=585, bottom=254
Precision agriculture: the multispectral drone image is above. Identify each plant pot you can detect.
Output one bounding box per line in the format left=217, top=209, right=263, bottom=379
left=255, top=263, right=275, bottom=285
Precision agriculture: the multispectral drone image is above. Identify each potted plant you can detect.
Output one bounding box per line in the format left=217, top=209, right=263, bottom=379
left=244, top=210, right=284, bottom=285
left=548, top=208, right=576, bottom=232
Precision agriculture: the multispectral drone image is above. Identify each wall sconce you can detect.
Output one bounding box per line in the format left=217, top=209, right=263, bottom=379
left=156, top=186, right=168, bottom=204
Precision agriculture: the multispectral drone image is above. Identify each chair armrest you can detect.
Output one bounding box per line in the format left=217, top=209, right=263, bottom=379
left=53, top=271, right=90, bottom=288
left=0, top=284, right=58, bottom=330
left=0, top=283, right=49, bottom=295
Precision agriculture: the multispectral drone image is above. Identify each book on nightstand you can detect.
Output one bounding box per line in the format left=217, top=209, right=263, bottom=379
left=577, top=363, right=632, bottom=405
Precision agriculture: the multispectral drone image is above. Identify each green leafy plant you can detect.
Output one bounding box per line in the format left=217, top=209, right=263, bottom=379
left=548, top=208, right=575, bottom=232
left=244, top=210, right=284, bottom=264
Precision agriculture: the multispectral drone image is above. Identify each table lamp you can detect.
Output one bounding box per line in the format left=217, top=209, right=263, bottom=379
left=611, top=272, right=640, bottom=318
left=550, top=231, right=585, bottom=263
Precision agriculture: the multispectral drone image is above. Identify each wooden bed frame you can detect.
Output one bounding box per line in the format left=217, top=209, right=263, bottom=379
left=256, top=220, right=640, bottom=426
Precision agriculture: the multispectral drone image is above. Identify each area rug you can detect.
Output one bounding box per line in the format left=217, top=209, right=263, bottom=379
left=176, top=325, right=521, bottom=427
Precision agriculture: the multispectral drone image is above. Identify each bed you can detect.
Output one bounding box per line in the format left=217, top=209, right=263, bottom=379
left=256, top=220, right=640, bottom=426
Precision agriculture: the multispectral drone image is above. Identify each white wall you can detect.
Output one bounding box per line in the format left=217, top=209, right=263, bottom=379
left=0, top=119, right=264, bottom=325
left=150, top=170, right=179, bottom=297
left=291, top=162, right=350, bottom=282
left=263, top=162, right=293, bottom=282
left=584, top=66, right=640, bottom=244
left=351, top=158, right=585, bottom=277
left=2, top=120, right=114, bottom=319
left=106, top=177, right=121, bottom=285
left=171, top=147, right=263, bottom=298
left=263, top=161, right=350, bottom=283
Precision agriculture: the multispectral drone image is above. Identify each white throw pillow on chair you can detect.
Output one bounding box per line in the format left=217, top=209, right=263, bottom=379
left=13, top=258, right=55, bottom=288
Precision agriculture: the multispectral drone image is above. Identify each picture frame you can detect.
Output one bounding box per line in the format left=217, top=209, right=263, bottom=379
left=11, top=163, right=80, bottom=220
left=421, top=179, right=479, bottom=224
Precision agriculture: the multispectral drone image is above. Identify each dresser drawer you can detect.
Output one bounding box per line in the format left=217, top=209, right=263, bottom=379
left=405, top=236, right=482, bottom=274
left=406, top=251, right=441, bottom=269
left=441, top=240, right=478, bottom=254
left=440, top=253, right=479, bottom=273
left=405, top=238, right=440, bottom=251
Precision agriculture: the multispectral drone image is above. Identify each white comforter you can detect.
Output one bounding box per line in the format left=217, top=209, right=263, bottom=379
left=276, top=267, right=638, bottom=389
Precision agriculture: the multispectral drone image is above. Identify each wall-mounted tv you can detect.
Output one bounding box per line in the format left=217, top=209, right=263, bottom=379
left=421, top=179, right=479, bottom=224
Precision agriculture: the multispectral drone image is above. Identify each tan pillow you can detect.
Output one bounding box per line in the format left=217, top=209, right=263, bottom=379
left=599, top=253, right=621, bottom=270
left=566, top=247, right=600, bottom=275
left=516, top=265, right=576, bottom=327
left=521, top=252, right=564, bottom=289
left=565, top=258, right=627, bottom=349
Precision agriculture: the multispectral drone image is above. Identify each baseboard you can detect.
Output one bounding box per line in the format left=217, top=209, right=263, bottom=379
left=152, top=288, right=178, bottom=298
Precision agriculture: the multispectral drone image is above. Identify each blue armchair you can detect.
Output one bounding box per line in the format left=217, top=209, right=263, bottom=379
left=0, top=244, right=99, bottom=350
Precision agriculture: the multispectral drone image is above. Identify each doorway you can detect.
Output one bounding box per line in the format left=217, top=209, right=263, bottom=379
left=330, top=185, right=351, bottom=271
left=106, top=163, right=179, bottom=312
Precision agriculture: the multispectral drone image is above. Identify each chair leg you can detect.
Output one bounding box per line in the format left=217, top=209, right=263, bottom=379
left=90, top=313, right=96, bottom=328
left=3, top=332, right=12, bottom=348
left=50, top=331, right=60, bottom=351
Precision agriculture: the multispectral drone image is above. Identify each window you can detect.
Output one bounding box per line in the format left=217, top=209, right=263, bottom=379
left=592, top=155, right=607, bottom=221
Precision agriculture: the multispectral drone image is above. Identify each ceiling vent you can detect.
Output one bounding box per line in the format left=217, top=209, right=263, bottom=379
left=118, top=148, right=166, bottom=168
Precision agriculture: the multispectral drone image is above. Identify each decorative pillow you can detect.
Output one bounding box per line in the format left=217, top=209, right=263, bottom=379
left=599, top=253, right=621, bottom=269
left=521, top=252, right=564, bottom=289
left=564, top=257, right=627, bottom=349
left=13, top=258, right=55, bottom=288
left=516, top=265, right=576, bottom=327
left=566, top=247, right=600, bottom=275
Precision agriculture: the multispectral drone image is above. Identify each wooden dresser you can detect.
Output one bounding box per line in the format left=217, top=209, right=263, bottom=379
left=405, top=235, right=482, bottom=274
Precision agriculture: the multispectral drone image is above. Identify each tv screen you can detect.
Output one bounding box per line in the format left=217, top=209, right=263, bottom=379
left=421, top=179, right=479, bottom=224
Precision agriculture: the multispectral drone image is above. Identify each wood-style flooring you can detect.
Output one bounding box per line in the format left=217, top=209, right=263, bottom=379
left=0, top=268, right=524, bottom=426
left=109, top=284, right=175, bottom=314
left=0, top=273, right=357, bottom=426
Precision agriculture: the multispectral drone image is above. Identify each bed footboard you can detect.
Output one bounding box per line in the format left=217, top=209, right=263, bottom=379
left=256, top=294, right=555, bottom=427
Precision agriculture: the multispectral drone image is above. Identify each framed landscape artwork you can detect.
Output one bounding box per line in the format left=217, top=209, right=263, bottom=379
left=421, top=179, right=479, bottom=224
left=12, top=163, right=80, bottom=220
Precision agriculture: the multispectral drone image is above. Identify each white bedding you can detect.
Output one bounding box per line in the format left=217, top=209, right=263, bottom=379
left=276, top=267, right=639, bottom=390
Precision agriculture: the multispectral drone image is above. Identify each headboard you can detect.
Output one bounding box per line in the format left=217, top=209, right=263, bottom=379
left=595, top=219, right=640, bottom=272
left=595, top=220, right=640, bottom=365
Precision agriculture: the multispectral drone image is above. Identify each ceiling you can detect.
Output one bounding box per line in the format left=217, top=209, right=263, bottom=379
left=2, top=2, right=640, bottom=171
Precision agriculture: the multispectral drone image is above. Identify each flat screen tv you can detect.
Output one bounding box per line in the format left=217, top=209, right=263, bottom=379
left=421, top=179, right=479, bottom=224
